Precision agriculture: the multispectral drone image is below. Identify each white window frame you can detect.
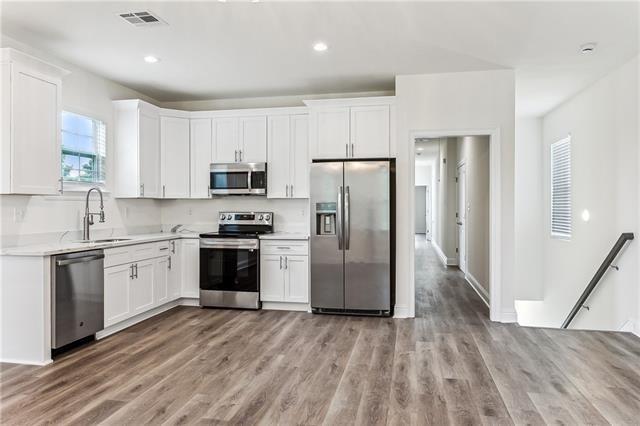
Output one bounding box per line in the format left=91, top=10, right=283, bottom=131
left=550, top=135, right=572, bottom=240
left=60, top=110, right=107, bottom=193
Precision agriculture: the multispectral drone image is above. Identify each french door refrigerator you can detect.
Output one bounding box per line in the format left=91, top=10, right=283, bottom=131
left=310, top=160, right=395, bottom=316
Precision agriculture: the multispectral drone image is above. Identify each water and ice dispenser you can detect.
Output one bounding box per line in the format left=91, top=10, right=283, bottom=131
left=315, top=202, right=337, bottom=235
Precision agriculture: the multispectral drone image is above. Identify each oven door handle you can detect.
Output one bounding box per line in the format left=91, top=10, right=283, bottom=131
left=200, top=239, right=259, bottom=250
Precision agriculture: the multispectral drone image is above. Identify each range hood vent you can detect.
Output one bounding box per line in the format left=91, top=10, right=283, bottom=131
left=118, top=11, right=167, bottom=27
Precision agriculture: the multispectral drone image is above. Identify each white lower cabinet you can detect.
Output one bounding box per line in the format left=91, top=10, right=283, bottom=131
left=260, top=240, right=309, bottom=305
left=180, top=239, right=200, bottom=298
left=103, top=239, right=195, bottom=329
left=104, top=263, right=132, bottom=327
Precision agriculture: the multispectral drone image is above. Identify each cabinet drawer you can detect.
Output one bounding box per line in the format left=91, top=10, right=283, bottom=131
left=260, top=240, right=308, bottom=256
left=156, top=240, right=171, bottom=255
left=104, top=241, right=165, bottom=267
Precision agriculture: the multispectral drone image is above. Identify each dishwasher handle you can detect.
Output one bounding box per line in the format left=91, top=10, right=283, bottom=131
left=56, top=254, right=105, bottom=266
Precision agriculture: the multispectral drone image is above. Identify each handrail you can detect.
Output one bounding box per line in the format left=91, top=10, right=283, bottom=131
left=562, top=232, right=634, bottom=329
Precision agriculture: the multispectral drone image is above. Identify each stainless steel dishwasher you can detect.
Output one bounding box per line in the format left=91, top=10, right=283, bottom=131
left=52, top=249, right=105, bottom=349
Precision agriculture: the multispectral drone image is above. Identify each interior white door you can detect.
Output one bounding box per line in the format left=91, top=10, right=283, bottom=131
left=414, top=186, right=427, bottom=234
left=131, top=259, right=155, bottom=314
left=139, top=110, right=160, bottom=198
left=290, top=114, right=309, bottom=199
left=313, top=107, right=350, bottom=159
left=190, top=118, right=213, bottom=198
left=214, top=117, right=239, bottom=163
left=161, top=116, right=190, bottom=198
left=267, top=115, right=290, bottom=199
left=350, top=105, right=390, bottom=159
left=285, top=255, right=309, bottom=303
left=457, top=163, right=467, bottom=273
left=104, top=264, right=132, bottom=326
left=426, top=185, right=432, bottom=241
left=11, top=66, right=60, bottom=194
left=239, top=116, right=267, bottom=163
left=260, top=255, right=285, bottom=302
left=154, top=256, right=170, bottom=306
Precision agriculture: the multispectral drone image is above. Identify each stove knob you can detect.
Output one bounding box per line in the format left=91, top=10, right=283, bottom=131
left=264, top=214, right=271, bottom=221
left=220, top=214, right=226, bottom=221
left=227, top=214, right=232, bottom=220
left=258, top=214, right=264, bottom=221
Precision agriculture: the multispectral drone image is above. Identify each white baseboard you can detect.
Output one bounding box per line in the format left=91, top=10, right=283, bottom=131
left=619, top=318, right=640, bottom=337
left=0, top=357, right=53, bottom=366
left=394, top=305, right=410, bottom=318
left=465, top=273, right=490, bottom=308
left=500, top=310, right=518, bottom=323
left=262, top=301, right=310, bottom=312
left=431, top=242, right=458, bottom=266
left=96, top=298, right=198, bottom=340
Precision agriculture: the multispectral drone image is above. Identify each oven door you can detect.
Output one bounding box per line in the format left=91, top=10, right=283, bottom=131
left=209, top=163, right=267, bottom=196
left=199, top=238, right=259, bottom=294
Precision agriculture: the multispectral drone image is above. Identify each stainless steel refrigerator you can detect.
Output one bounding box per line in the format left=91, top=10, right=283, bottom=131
left=310, top=160, right=395, bottom=316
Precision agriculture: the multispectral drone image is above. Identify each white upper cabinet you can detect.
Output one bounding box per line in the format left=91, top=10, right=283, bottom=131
left=160, top=114, right=190, bottom=198
left=190, top=118, right=212, bottom=198
left=214, top=117, right=238, bottom=163
left=239, top=116, right=267, bottom=163
left=267, top=113, right=309, bottom=199
left=313, top=107, right=350, bottom=159
left=0, top=49, right=67, bottom=195
left=213, top=115, right=267, bottom=164
left=114, top=100, right=161, bottom=198
left=305, top=97, right=395, bottom=160
left=350, top=105, right=390, bottom=158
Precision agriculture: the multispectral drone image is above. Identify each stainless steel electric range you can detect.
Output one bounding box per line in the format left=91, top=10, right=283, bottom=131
left=199, top=212, right=273, bottom=309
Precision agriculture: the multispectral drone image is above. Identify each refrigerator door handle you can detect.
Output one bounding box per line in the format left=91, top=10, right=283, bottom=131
left=337, top=186, right=344, bottom=250
left=345, top=186, right=351, bottom=250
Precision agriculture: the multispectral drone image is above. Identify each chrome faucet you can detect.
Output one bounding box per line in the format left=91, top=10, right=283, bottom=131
left=83, top=187, right=105, bottom=241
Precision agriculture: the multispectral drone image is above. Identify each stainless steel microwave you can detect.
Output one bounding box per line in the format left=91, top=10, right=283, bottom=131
left=209, top=163, right=267, bottom=196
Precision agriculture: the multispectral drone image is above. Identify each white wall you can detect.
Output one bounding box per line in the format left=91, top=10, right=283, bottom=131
left=457, top=136, right=490, bottom=294
left=395, top=69, right=516, bottom=321
left=516, top=57, right=639, bottom=332
left=435, top=138, right=458, bottom=261
left=514, top=117, right=544, bottom=301
left=0, top=35, right=163, bottom=246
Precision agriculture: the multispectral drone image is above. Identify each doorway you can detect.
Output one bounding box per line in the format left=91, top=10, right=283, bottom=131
left=456, top=162, right=467, bottom=274
left=415, top=185, right=428, bottom=235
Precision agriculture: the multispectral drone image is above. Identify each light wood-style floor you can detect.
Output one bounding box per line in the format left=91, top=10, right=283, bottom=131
left=1, top=236, right=639, bottom=425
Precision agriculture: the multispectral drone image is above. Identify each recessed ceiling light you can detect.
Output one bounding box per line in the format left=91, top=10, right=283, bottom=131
left=144, top=55, right=159, bottom=63
left=252, top=0, right=260, bottom=2
left=313, top=42, right=328, bottom=52
left=580, top=42, right=597, bottom=54
left=218, top=0, right=227, bottom=2
left=417, top=148, right=424, bottom=151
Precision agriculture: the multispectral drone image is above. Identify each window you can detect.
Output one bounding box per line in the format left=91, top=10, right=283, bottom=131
left=551, top=136, right=571, bottom=239
left=61, top=111, right=106, bottom=184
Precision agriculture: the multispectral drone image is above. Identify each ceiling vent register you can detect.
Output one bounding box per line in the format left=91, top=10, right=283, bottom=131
left=118, top=11, right=167, bottom=27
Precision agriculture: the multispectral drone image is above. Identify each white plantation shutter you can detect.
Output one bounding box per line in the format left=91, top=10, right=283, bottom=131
left=551, top=137, right=571, bottom=238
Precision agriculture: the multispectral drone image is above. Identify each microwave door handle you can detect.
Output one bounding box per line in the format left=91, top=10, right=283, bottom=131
left=247, top=170, right=252, bottom=191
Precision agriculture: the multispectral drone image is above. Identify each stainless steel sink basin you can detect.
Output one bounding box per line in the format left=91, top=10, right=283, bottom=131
left=75, top=238, right=131, bottom=244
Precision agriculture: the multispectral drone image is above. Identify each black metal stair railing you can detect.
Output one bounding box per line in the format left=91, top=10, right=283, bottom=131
left=561, top=232, right=635, bottom=329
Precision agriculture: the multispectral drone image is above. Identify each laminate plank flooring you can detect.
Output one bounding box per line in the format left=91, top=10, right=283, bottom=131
left=1, top=235, right=639, bottom=425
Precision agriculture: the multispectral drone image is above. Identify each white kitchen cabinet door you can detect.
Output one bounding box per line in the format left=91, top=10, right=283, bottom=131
left=10, top=65, right=60, bottom=195
left=285, top=255, right=309, bottom=303
left=161, top=116, right=190, bottom=198
left=260, top=255, right=285, bottom=302
left=130, top=259, right=155, bottom=315
left=313, top=107, right=350, bottom=159
left=290, top=114, right=309, bottom=199
left=239, top=116, right=267, bottom=163
left=139, top=110, right=161, bottom=198
left=267, top=115, right=290, bottom=199
left=350, top=105, right=390, bottom=158
left=154, top=256, right=170, bottom=306
left=180, top=239, right=200, bottom=298
left=213, top=117, right=238, bottom=163
left=168, top=241, right=181, bottom=300
left=190, top=118, right=212, bottom=198
left=104, top=263, right=132, bottom=327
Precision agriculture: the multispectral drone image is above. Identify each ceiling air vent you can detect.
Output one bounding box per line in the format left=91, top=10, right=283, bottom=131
left=118, top=11, right=167, bottom=27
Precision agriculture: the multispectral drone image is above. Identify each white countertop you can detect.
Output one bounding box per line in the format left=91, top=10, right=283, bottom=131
left=0, top=232, right=200, bottom=257
left=259, top=232, right=309, bottom=240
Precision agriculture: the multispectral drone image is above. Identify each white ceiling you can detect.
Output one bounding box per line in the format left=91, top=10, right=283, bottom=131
left=415, top=138, right=439, bottom=164
left=1, top=1, right=637, bottom=116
